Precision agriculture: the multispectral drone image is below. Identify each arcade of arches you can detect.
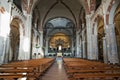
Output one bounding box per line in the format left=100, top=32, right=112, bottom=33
left=0, top=0, right=120, bottom=64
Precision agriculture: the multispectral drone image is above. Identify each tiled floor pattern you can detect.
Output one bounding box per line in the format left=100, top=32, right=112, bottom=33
left=41, top=58, right=68, bottom=80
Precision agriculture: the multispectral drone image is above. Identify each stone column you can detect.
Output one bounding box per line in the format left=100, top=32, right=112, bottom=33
left=86, top=15, right=93, bottom=59
left=92, top=22, right=98, bottom=60
left=108, top=24, right=119, bottom=63
left=45, top=37, right=48, bottom=57
left=94, top=35, right=98, bottom=60
left=39, top=31, right=44, bottom=57
left=76, top=31, right=81, bottom=57
left=105, top=26, right=111, bottom=63
left=71, top=37, right=74, bottom=57
left=26, top=14, right=32, bottom=60
left=94, top=23, right=98, bottom=60
left=82, top=40, right=86, bottom=58
left=103, top=37, right=108, bottom=63
left=102, top=13, right=113, bottom=63
left=18, top=14, right=32, bottom=60
left=92, top=34, right=98, bottom=60
left=40, top=31, right=43, bottom=47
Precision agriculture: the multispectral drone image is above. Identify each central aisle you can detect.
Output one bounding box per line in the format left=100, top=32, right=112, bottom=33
left=41, top=57, right=68, bottom=80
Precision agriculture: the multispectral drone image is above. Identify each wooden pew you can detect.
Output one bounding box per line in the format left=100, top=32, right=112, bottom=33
left=0, top=74, right=26, bottom=80
left=63, top=58, right=120, bottom=80
left=0, top=69, right=33, bottom=73
left=73, top=73, right=120, bottom=80
left=67, top=68, right=120, bottom=74
left=0, top=58, right=55, bottom=80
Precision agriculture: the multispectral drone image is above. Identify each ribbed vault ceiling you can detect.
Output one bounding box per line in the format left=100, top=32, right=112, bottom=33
left=31, top=0, right=86, bottom=49
left=33, top=0, right=85, bottom=28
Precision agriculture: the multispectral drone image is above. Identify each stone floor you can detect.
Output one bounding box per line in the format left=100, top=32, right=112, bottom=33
left=41, top=57, right=68, bottom=80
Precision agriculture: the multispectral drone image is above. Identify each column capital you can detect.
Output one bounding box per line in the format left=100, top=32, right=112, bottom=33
left=39, top=31, right=43, bottom=33
left=108, top=23, right=114, bottom=26
left=108, top=23, right=115, bottom=28
left=86, top=14, right=92, bottom=20
left=24, top=14, right=32, bottom=19
left=102, top=37, right=106, bottom=40
left=86, top=15, right=91, bottom=18
left=76, top=30, right=80, bottom=34
left=82, top=23, right=85, bottom=26
left=82, top=40, right=85, bottom=43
